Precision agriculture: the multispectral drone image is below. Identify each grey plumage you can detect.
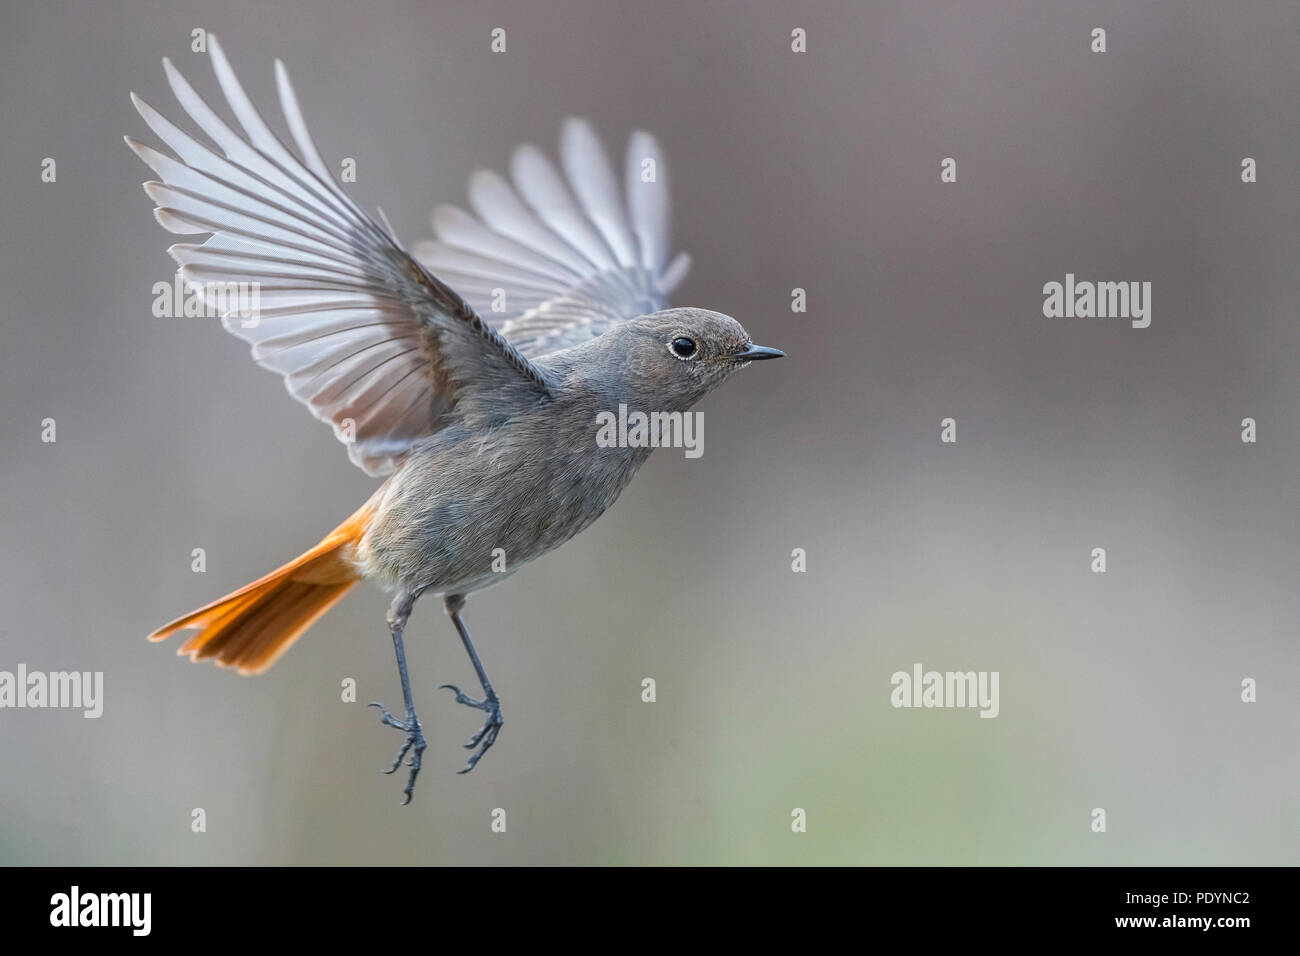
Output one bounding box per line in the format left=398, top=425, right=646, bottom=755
left=358, top=308, right=757, bottom=596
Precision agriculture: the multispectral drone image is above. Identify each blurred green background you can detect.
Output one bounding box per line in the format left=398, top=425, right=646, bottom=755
left=0, top=0, right=1296, bottom=864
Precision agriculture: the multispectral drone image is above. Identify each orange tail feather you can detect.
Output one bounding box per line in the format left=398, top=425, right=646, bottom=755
left=149, top=497, right=377, bottom=675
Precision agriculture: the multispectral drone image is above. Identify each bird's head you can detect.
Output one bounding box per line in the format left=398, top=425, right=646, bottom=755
left=579, top=307, right=784, bottom=409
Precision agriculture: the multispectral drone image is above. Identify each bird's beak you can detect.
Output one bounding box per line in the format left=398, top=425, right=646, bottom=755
left=733, top=343, right=786, bottom=363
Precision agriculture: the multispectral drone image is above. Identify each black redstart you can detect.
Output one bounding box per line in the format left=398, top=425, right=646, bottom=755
left=130, top=37, right=783, bottom=802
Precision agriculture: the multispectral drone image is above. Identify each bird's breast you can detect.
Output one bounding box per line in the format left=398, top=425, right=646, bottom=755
left=357, top=412, right=652, bottom=594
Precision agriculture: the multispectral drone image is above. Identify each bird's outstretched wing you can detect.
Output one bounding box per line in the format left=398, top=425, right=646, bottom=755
left=413, top=119, right=692, bottom=359
left=127, top=36, right=552, bottom=477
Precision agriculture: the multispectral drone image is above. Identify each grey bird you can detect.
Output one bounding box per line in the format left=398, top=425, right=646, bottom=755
left=131, top=37, right=783, bottom=802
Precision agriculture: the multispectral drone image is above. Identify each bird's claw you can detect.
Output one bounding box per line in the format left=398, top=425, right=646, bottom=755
left=368, top=701, right=426, bottom=805
left=439, top=684, right=504, bottom=773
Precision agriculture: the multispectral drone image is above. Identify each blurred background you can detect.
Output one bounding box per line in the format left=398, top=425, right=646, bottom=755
left=0, top=0, right=1296, bottom=865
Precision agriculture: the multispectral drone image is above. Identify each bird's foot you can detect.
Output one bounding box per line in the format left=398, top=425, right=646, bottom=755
left=439, top=684, right=504, bottom=774
left=368, top=702, right=427, bottom=804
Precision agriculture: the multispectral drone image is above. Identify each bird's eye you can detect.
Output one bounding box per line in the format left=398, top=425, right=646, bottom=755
left=669, top=336, right=698, bottom=359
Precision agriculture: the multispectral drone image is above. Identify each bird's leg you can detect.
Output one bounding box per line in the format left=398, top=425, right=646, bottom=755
left=368, top=587, right=426, bottom=804
left=438, top=593, right=504, bottom=773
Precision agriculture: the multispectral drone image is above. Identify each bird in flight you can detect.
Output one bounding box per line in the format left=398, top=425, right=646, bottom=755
left=128, top=36, right=783, bottom=803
